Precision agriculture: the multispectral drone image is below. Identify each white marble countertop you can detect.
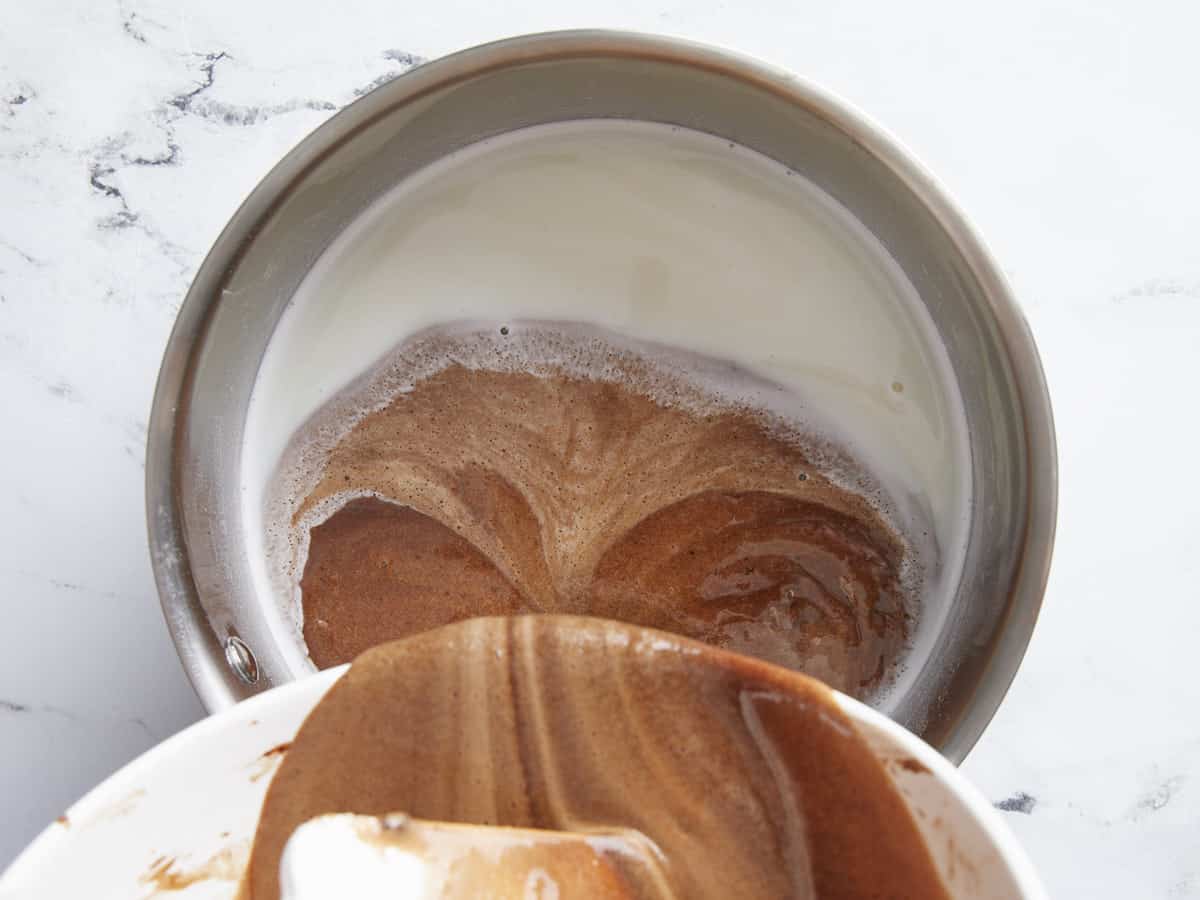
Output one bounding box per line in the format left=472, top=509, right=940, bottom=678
left=2, top=0, right=1197, bottom=894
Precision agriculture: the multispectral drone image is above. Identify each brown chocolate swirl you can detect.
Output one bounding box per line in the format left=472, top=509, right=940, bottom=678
left=295, top=350, right=909, bottom=695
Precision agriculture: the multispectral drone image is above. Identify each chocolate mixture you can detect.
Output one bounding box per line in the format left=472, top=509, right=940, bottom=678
left=244, top=617, right=950, bottom=900
left=296, top=359, right=908, bottom=695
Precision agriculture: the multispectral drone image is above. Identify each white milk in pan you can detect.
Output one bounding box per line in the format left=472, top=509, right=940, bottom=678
left=240, top=120, right=972, bottom=710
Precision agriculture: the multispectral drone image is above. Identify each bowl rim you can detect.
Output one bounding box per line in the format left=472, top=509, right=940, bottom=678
left=836, top=689, right=1049, bottom=899
left=145, top=29, right=1057, bottom=762
left=1, top=664, right=1047, bottom=898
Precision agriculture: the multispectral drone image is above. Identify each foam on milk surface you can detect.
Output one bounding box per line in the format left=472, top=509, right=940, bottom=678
left=241, top=120, right=971, bottom=703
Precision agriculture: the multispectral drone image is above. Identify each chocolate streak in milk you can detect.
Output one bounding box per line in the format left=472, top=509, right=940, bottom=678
left=241, top=121, right=972, bottom=701
left=288, top=326, right=909, bottom=695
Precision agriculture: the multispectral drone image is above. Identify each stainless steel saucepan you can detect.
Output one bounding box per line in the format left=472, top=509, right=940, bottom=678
left=146, top=30, right=1056, bottom=763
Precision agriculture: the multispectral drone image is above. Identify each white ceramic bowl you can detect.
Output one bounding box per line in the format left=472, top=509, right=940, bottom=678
left=0, top=668, right=1046, bottom=899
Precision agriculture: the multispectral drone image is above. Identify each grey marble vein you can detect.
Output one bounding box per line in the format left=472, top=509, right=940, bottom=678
left=995, top=792, right=1037, bottom=814
left=355, top=49, right=428, bottom=96
left=0, top=240, right=45, bottom=268
left=0, top=698, right=155, bottom=740
left=1135, top=776, right=1185, bottom=816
